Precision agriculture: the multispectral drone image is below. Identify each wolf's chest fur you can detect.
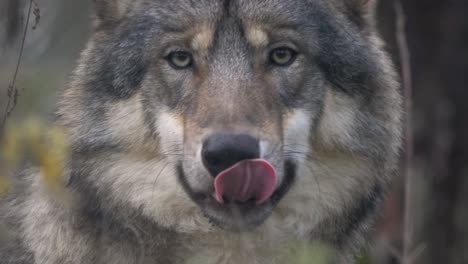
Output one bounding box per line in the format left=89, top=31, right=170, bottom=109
left=176, top=232, right=290, bottom=264
left=22, top=186, right=308, bottom=264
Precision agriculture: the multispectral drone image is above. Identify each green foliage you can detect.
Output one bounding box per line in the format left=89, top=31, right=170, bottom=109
left=0, top=176, right=8, bottom=194
left=356, top=255, right=371, bottom=264
left=285, top=241, right=336, bottom=264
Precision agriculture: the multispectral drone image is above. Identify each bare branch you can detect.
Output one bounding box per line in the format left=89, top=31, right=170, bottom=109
left=32, top=0, right=41, bottom=30
left=0, top=0, right=38, bottom=139
left=394, top=1, right=416, bottom=264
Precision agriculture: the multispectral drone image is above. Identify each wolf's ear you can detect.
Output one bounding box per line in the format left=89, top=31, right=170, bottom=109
left=344, top=0, right=375, bottom=14
left=94, top=0, right=133, bottom=27
left=341, top=0, right=376, bottom=28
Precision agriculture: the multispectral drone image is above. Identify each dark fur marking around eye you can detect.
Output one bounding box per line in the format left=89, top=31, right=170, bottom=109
left=311, top=7, right=377, bottom=98
left=85, top=16, right=155, bottom=99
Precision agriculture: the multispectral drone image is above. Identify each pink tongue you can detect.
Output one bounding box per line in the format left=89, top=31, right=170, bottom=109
left=214, top=159, right=277, bottom=205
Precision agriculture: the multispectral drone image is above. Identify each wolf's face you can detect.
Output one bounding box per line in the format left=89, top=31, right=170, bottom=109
left=145, top=1, right=326, bottom=231
left=61, top=0, right=401, bottom=234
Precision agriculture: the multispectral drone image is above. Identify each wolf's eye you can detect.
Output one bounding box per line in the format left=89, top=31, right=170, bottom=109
left=166, top=51, right=193, bottom=69
left=269, top=47, right=297, bottom=67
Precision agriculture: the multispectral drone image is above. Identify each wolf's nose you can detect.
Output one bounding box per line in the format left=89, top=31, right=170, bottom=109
left=202, top=133, right=260, bottom=177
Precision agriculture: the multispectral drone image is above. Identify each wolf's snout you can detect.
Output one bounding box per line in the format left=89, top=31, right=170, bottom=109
left=201, top=133, right=277, bottom=205
left=201, top=133, right=260, bottom=177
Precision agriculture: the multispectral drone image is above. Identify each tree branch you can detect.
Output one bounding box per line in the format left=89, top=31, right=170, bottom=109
left=1, top=0, right=36, bottom=139
left=395, top=1, right=416, bottom=264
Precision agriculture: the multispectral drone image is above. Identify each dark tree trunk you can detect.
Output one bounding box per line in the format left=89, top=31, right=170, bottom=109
left=377, top=0, right=468, bottom=263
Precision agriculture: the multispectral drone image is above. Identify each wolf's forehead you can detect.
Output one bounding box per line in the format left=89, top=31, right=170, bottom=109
left=237, top=0, right=309, bottom=25
left=144, top=0, right=309, bottom=31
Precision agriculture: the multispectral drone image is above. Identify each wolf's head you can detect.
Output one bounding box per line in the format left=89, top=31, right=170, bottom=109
left=59, top=0, right=401, bottom=234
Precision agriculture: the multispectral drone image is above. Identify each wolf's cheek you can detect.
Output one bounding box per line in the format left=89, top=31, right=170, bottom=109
left=155, top=109, right=185, bottom=159
left=275, top=96, right=376, bottom=235
left=316, top=90, right=358, bottom=149
left=107, top=94, right=149, bottom=149
left=283, top=109, right=313, bottom=164
left=95, top=154, right=212, bottom=233
left=98, top=108, right=211, bottom=232
left=101, top=108, right=212, bottom=232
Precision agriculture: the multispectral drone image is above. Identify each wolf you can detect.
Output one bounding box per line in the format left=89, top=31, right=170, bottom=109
left=0, top=0, right=402, bottom=263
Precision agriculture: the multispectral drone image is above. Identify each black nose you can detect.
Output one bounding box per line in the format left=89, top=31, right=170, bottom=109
left=202, top=133, right=260, bottom=177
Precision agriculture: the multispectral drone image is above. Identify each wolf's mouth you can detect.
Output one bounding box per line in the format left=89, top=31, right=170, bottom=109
left=176, top=160, right=297, bottom=231
left=213, top=159, right=277, bottom=205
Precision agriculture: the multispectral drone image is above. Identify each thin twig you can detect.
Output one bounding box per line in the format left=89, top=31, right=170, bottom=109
left=32, top=0, right=41, bottom=30
left=0, top=0, right=34, bottom=139
left=395, top=1, right=415, bottom=264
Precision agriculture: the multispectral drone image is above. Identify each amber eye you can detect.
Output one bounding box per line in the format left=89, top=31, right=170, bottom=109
left=166, top=51, right=193, bottom=69
left=269, top=47, right=297, bottom=67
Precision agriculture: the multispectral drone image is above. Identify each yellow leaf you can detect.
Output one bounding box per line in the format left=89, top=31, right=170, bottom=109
left=0, top=176, right=9, bottom=194
left=38, top=126, right=68, bottom=191
left=1, top=126, right=21, bottom=164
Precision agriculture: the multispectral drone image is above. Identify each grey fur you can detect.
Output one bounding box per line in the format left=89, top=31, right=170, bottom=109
left=0, top=0, right=402, bottom=263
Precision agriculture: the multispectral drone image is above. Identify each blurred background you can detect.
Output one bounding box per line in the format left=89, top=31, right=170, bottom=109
left=1, top=0, right=467, bottom=263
